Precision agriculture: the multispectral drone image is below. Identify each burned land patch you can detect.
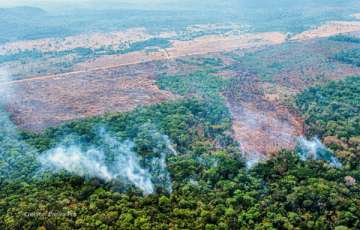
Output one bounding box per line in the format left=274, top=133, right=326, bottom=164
left=5, top=63, right=176, bottom=132
left=224, top=37, right=360, bottom=156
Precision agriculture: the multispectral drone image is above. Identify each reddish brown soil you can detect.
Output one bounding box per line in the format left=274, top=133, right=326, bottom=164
left=224, top=38, right=360, bottom=156
left=2, top=27, right=360, bottom=157
left=74, top=32, right=286, bottom=71
left=225, top=73, right=304, bottom=156
left=6, top=62, right=176, bottom=131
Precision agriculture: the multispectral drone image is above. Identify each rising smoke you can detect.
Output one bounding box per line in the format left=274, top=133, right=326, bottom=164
left=296, top=137, right=342, bottom=168
left=0, top=66, right=343, bottom=193
left=0, top=68, right=40, bottom=181
left=39, top=125, right=177, bottom=194
left=135, top=123, right=177, bottom=193
left=0, top=68, right=13, bottom=104
left=39, top=135, right=155, bottom=194
left=0, top=68, right=177, bottom=194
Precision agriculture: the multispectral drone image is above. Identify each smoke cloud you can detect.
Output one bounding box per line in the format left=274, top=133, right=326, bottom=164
left=135, top=123, right=177, bottom=193
left=39, top=138, right=155, bottom=194
left=39, top=125, right=177, bottom=194
left=0, top=68, right=40, bottom=181
left=296, top=137, right=342, bottom=168
left=0, top=72, right=176, bottom=194
left=0, top=68, right=13, bottom=105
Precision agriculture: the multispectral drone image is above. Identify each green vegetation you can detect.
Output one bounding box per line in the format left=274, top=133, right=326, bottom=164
left=156, top=71, right=228, bottom=99
left=2, top=1, right=358, bottom=44
left=0, top=49, right=44, bottom=63
left=2, top=74, right=360, bottom=228
left=177, top=57, right=224, bottom=67
left=295, top=76, right=360, bottom=172
left=0, top=96, right=359, bottom=229
left=334, top=49, right=360, bottom=67
left=1, top=2, right=360, bottom=227
left=296, top=76, right=360, bottom=140
left=0, top=38, right=172, bottom=65
left=226, top=43, right=314, bottom=83
left=0, top=48, right=94, bottom=65
left=227, top=39, right=360, bottom=86
left=122, top=38, right=171, bottom=53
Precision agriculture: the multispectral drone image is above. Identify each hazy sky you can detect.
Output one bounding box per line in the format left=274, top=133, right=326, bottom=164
left=0, top=0, right=242, bottom=11
left=0, top=0, right=181, bottom=9
left=1, top=0, right=358, bottom=13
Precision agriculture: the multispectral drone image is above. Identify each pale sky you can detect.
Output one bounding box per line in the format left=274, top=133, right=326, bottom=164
left=0, top=0, right=234, bottom=11
left=0, top=0, right=180, bottom=9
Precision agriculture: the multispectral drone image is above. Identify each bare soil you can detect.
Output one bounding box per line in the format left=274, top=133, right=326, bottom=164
left=2, top=22, right=360, bottom=156
left=5, top=62, right=176, bottom=131
left=291, top=21, right=360, bottom=41
left=225, top=72, right=304, bottom=156
left=74, top=32, right=286, bottom=70
left=224, top=38, right=360, bottom=156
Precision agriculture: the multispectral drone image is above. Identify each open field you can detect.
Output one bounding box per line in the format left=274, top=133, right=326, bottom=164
left=0, top=28, right=151, bottom=55
left=225, top=73, right=304, bottom=156
left=224, top=37, right=360, bottom=155
left=2, top=19, right=360, bottom=80
left=5, top=62, right=176, bottom=131
left=2, top=22, right=360, bottom=155
left=0, top=30, right=284, bottom=79
left=292, top=21, right=360, bottom=41
left=74, top=32, right=286, bottom=70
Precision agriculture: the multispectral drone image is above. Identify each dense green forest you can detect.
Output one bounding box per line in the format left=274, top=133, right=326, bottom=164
left=295, top=76, right=360, bottom=171
left=0, top=75, right=359, bottom=229
left=329, top=35, right=360, bottom=44
left=156, top=70, right=228, bottom=99
left=334, top=49, right=360, bottom=67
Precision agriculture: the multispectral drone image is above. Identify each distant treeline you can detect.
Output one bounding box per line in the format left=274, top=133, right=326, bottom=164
left=1, top=0, right=359, bottom=44
left=329, top=35, right=360, bottom=44
left=0, top=38, right=172, bottom=64
left=333, top=49, right=360, bottom=67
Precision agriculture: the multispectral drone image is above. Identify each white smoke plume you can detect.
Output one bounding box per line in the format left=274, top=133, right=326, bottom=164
left=39, top=139, right=155, bottom=194
left=39, top=145, right=114, bottom=180
left=0, top=69, right=176, bottom=194
left=0, top=67, right=176, bottom=193
left=39, top=126, right=177, bottom=194
left=0, top=68, right=13, bottom=105
left=244, top=151, right=267, bottom=169
left=137, top=123, right=177, bottom=192
left=100, top=130, right=155, bottom=194
left=297, top=137, right=342, bottom=168
left=0, top=68, right=40, bottom=181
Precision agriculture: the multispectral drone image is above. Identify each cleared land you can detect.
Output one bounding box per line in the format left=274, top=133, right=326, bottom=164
left=0, top=28, right=151, bottom=55
left=5, top=62, right=176, bottom=131
left=292, top=21, right=360, bottom=41
left=225, top=74, right=304, bottom=156
left=2, top=22, right=360, bottom=156
left=224, top=37, right=360, bottom=155
left=72, top=32, right=287, bottom=70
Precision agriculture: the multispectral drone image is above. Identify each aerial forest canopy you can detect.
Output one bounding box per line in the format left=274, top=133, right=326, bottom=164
left=0, top=76, right=359, bottom=229
left=0, top=1, right=360, bottom=229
